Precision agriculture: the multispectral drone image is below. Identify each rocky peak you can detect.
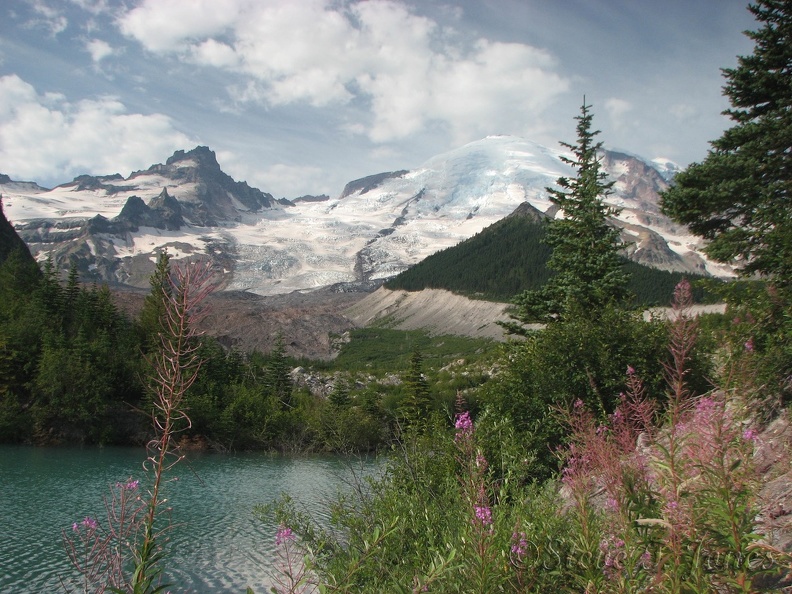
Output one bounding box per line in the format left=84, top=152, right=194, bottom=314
left=341, top=171, right=409, bottom=199
left=507, top=201, right=547, bottom=223
left=65, top=174, right=131, bottom=194
left=601, top=150, right=670, bottom=209
left=166, top=146, right=222, bottom=172
left=293, top=194, right=330, bottom=204
left=149, top=188, right=184, bottom=230
left=114, top=189, right=184, bottom=231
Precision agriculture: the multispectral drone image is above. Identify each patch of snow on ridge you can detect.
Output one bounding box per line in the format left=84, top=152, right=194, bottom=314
left=112, top=227, right=213, bottom=260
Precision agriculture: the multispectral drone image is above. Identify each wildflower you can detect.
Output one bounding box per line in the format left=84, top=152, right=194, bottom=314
left=275, top=526, right=294, bottom=546
left=454, top=411, right=474, bottom=441
left=72, top=522, right=79, bottom=533
left=511, top=531, right=528, bottom=560
left=125, top=479, right=140, bottom=491
left=742, top=428, right=757, bottom=442
left=81, top=517, right=98, bottom=530
left=744, top=338, right=754, bottom=352
left=455, top=411, right=473, bottom=431
left=626, top=365, right=636, bottom=376
left=473, top=505, right=492, bottom=527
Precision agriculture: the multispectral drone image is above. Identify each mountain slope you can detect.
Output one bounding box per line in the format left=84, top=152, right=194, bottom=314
left=1, top=136, right=731, bottom=295
left=385, top=203, right=552, bottom=300
left=385, top=202, right=715, bottom=306
left=0, top=197, right=37, bottom=267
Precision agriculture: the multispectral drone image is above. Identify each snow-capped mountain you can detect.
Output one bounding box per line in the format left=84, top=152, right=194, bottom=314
left=1, top=137, right=730, bottom=296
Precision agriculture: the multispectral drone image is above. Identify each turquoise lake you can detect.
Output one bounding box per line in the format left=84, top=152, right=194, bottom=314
left=0, top=445, right=379, bottom=593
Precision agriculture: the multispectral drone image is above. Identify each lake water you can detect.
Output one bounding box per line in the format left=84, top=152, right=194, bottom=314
left=0, top=445, right=380, bottom=593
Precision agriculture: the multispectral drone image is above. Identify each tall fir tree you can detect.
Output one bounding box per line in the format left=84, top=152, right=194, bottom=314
left=138, top=251, right=172, bottom=349
left=400, top=350, right=432, bottom=426
left=506, top=101, right=629, bottom=330
left=661, top=0, right=792, bottom=289
left=264, top=333, right=293, bottom=408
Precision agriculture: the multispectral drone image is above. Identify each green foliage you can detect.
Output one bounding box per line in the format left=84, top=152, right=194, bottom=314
left=661, top=0, right=792, bottom=288
left=385, top=207, right=716, bottom=307
left=264, top=276, right=790, bottom=592
left=385, top=214, right=553, bottom=300
left=399, top=350, right=433, bottom=427
left=482, top=306, right=680, bottom=479
left=270, top=412, right=576, bottom=592
left=138, top=251, right=172, bottom=351
left=264, top=334, right=294, bottom=408
left=0, top=254, right=144, bottom=444
left=332, top=327, right=497, bottom=374
left=509, top=101, right=629, bottom=326
left=623, top=260, right=717, bottom=306
left=709, top=280, right=792, bottom=407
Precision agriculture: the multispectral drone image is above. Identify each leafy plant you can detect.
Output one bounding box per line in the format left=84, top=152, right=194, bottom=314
left=62, top=260, right=215, bottom=593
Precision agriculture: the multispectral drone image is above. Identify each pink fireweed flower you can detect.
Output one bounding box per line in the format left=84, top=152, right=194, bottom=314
left=511, top=531, right=528, bottom=560
left=742, top=428, right=758, bottom=441
left=744, top=338, right=755, bottom=352
left=455, top=411, right=473, bottom=431
left=126, top=479, right=140, bottom=490
left=275, top=526, right=294, bottom=546
left=626, top=365, right=636, bottom=376
left=473, top=505, right=492, bottom=526
left=81, top=517, right=98, bottom=530
left=454, top=411, right=474, bottom=441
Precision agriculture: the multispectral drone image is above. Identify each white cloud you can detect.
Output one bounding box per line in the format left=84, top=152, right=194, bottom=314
left=0, top=75, right=194, bottom=183
left=604, top=97, right=633, bottom=131
left=68, top=0, right=113, bottom=16
left=118, top=0, right=244, bottom=53
left=25, top=0, right=68, bottom=35
left=117, top=0, right=570, bottom=144
left=189, top=39, right=239, bottom=68
left=85, top=38, right=116, bottom=62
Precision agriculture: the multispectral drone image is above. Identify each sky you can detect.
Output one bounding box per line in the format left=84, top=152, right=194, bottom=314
left=0, top=0, right=757, bottom=199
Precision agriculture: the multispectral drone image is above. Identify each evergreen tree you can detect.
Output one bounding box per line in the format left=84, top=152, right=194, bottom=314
left=400, top=350, right=432, bottom=425
left=661, top=0, right=792, bottom=288
left=329, top=379, right=352, bottom=409
left=138, top=251, right=172, bottom=349
left=506, top=101, right=629, bottom=330
left=264, top=334, right=293, bottom=408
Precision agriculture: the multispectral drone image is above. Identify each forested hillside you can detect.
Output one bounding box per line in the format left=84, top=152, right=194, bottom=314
left=385, top=207, right=716, bottom=305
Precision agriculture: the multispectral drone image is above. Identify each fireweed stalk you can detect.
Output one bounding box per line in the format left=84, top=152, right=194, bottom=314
left=267, top=525, right=316, bottom=594
left=61, top=479, right=145, bottom=594
left=62, top=260, right=214, bottom=594
left=453, top=410, right=501, bottom=592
